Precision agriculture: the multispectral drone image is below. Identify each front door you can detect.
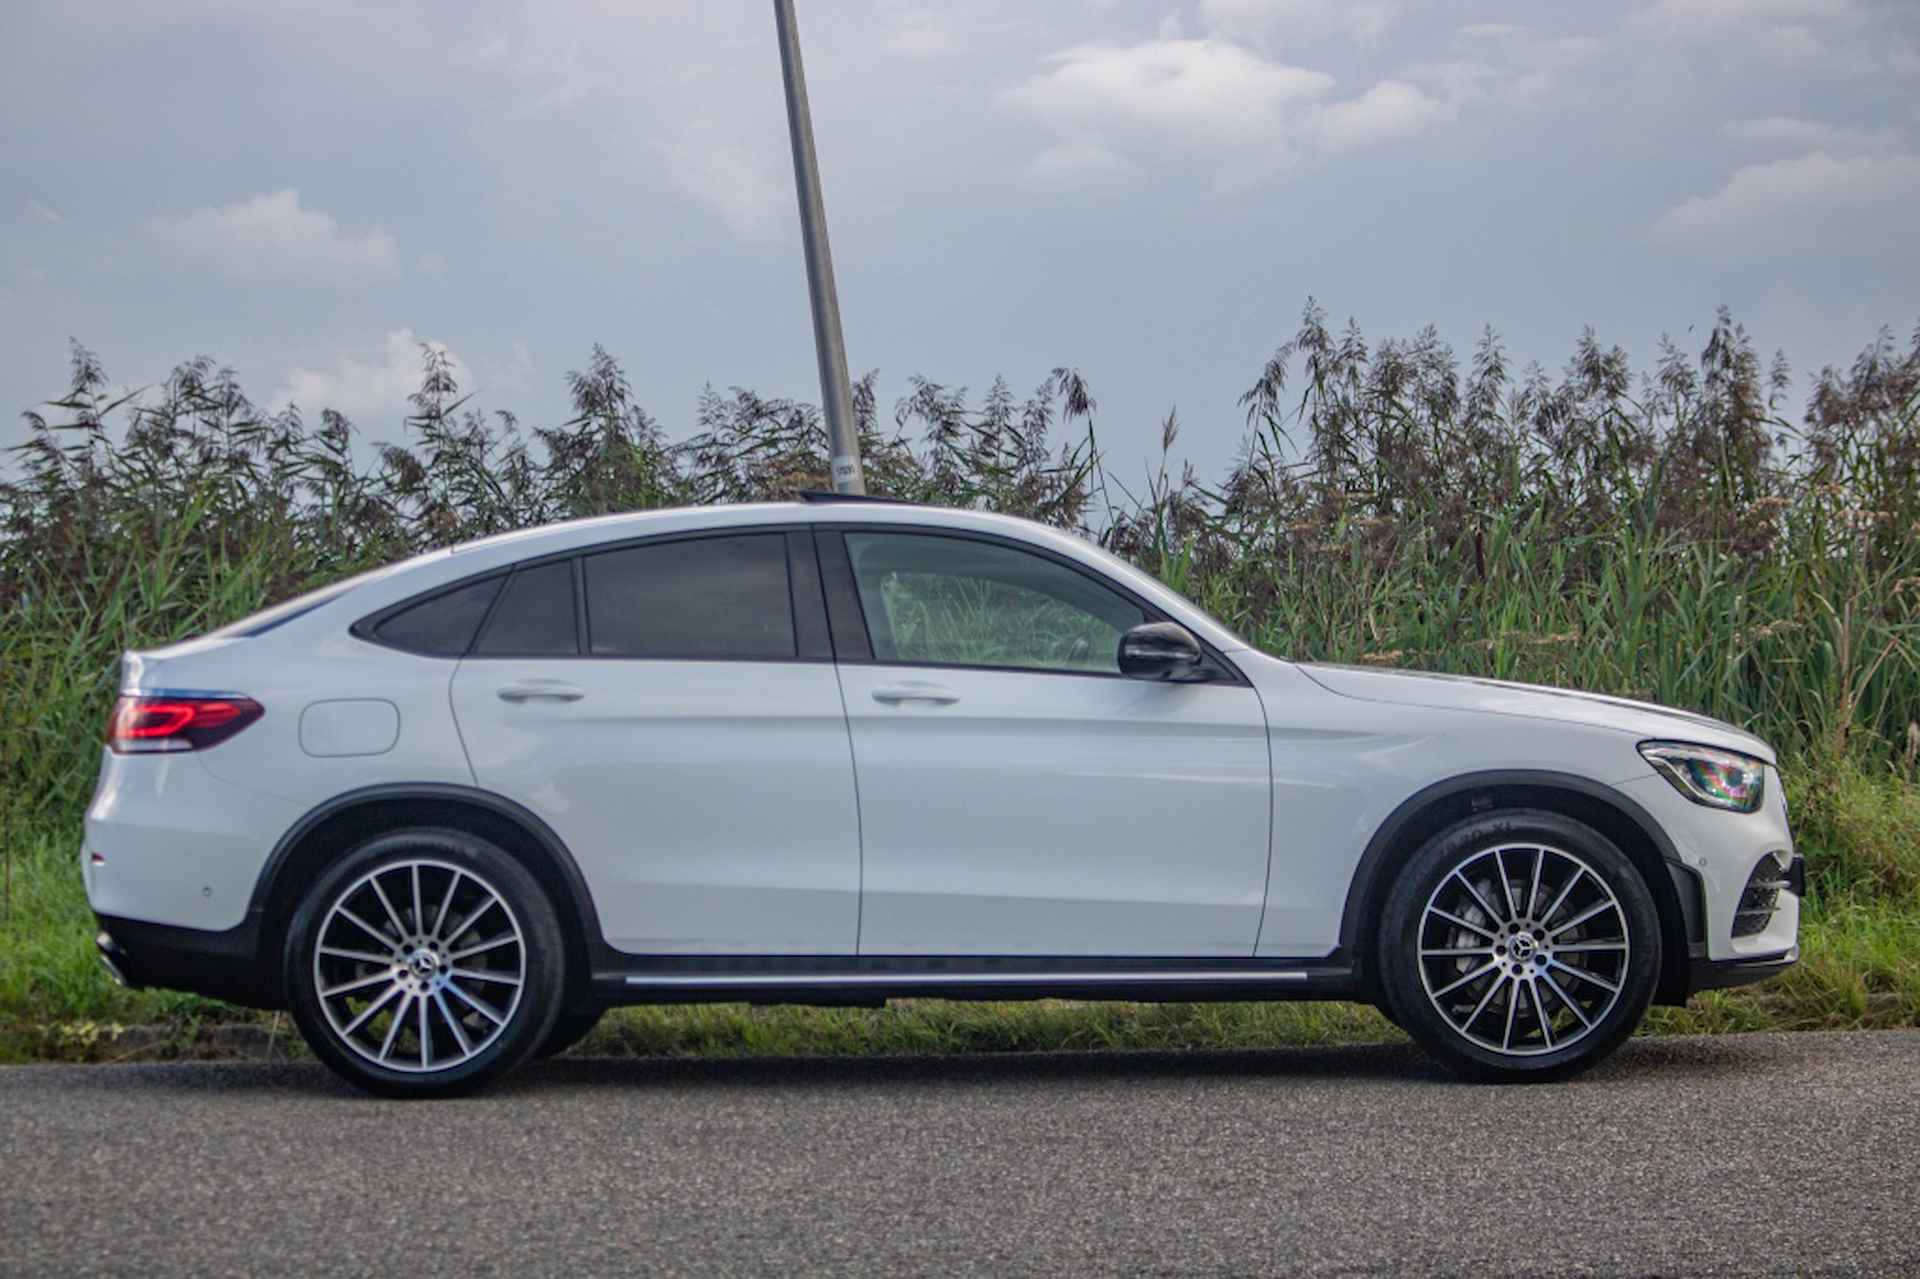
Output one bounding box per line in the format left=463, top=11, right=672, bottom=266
left=450, top=531, right=861, bottom=954
left=824, top=529, right=1272, bottom=957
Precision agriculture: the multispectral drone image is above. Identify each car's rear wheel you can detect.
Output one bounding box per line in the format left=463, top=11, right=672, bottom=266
left=285, top=828, right=564, bottom=1098
left=1377, top=809, right=1660, bottom=1083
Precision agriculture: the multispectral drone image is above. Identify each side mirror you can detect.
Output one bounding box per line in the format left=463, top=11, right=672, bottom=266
left=1117, top=622, right=1210, bottom=682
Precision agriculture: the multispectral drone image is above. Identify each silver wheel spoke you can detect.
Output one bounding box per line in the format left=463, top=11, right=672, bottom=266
left=1452, top=871, right=1507, bottom=926
left=341, top=983, right=403, bottom=1036
left=314, top=857, right=526, bottom=1075
left=334, top=905, right=394, bottom=949
left=1494, top=849, right=1519, bottom=920
left=1542, top=971, right=1592, bottom=1029
left=446, top=980, right=507, bottom=1026
left=433, top=991, right=474, bottom=1057
left=1429, top=907, right=1497, bottom=938
left=321, top=970, right=396, bottom=999
left=432, top=870, right=462, bottom=940
left=379, top=993, right=414, bottom=1060
left=1551, top=900, right=1616, bottom=938
left=1462, top=970, right=1507, bottom=1030
left=447, top=897, right=500, bottom=943
left=1548, top=958, right=1620, bottom=993
left=1540, top=867, right=1584, bottom=929
left=368, top=874, right=410, bottom=939
left=1419, top=841, right=1630, bottom=1059
left=449, top=935, right=519, bottom=962
left=320, top=945, right=394, bottom=965
left=418, top=996, right=433, bottom=1069
left=1431, top=960, right=1500, bottom=1000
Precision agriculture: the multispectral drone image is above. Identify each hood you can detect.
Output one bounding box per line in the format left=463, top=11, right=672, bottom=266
left=1296, top=663, right=1776, bottom=765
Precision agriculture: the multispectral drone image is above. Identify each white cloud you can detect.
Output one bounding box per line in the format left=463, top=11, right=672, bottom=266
left=150, top=188, right=400, bottom=283
left=663, top=137, right=786, bottom=245
left=1411, top=24, right=1605, bottom=108
left=1647, top=149, right=1920, bottom=257
left=27, top=200, right=63, bottom=225
left=417, top=250, right=448, bottom=277
left=1005, top=36, right=1446, bottom=187
left=1723, top=115, right=1897, bottom=152
left=1007, top=39, right=1334, bottom=147
left=1310, top=80, right=1450, bottom=151
left=1200, top=0, right=1401, bottom=46
left=272, top=328, right=468, bottom=423
left=1025, top=142, right=1139, bottom=193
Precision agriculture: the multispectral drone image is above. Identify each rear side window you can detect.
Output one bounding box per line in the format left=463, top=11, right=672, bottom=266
left=368, top=576, right=503, bottom=656
left=475, top=561, right=578, bottom=655
left=584, top=534, right=795, bottom=659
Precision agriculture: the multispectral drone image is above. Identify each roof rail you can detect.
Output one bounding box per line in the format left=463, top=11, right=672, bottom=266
left=796, top=490, right=919, bottom=505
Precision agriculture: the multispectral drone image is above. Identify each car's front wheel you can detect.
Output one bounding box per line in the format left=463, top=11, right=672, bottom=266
left=285, top=828, right=565, bottom=1098
left=1377, top=809, right=1660, bottom=1083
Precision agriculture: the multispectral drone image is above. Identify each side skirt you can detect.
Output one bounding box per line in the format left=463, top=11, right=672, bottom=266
left=593, top=956, right=1358, bottom=1007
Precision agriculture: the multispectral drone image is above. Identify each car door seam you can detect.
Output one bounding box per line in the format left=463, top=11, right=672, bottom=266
left=1247, top=675, right=1277, bottom=957
left=828, top=657, right=868, bottom=954
left=446, top=656, right=480, bottom=787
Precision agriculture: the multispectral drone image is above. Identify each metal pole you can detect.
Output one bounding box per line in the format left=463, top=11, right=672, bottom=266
left=772, top=0, right=865, bottom=495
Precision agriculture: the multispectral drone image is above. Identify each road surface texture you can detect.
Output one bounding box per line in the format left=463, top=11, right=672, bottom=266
left=2, top=1029, right=1915, bottom=1277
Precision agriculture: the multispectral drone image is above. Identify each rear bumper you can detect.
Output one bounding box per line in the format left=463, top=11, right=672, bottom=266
left=93, top=912, right=280, bottom=1009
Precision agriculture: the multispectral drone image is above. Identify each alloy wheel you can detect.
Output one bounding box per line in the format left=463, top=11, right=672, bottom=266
left=1416, top=842, right=1630, bottom=1058
left=312, top=858, right=527, bottom=1074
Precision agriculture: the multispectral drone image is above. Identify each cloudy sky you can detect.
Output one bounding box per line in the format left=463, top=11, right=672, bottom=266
left=3, top=0, right=1917, bottom=474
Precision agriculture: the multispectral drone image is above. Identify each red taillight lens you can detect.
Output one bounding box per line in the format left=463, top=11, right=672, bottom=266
left=106, top=695, right=264, bottom=753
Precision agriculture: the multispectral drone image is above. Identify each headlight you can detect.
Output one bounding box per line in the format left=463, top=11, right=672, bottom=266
left=1639, top=742, right=1766, bottom=813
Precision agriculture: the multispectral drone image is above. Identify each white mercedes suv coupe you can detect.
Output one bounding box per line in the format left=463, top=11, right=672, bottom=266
left=84, top=495, right=1801, bottom=1095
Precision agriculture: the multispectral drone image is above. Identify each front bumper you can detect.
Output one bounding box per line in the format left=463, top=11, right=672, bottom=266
left=1613, top=768, right=1801, bottom=963
left=1690, top=944, right=1800, bottom=993
left=93, top=912, right=281, bottom=1009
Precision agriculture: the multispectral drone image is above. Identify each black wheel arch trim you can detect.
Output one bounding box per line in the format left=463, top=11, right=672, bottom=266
left=1338, top=768, right=1699, bottom=992
left=250, top=782, right=613, bottom=1004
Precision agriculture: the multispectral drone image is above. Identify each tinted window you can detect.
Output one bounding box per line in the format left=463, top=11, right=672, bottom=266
left=585, top=535, right=795, bottom=659
left=843, top=533, right=1144, bottom=673
left=370, top=576, right=503, bottom=656
left=475, top=561, right=578, bottom=655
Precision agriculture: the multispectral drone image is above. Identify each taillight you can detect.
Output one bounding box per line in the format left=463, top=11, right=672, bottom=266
left=106, top=695, right=264, bottom=753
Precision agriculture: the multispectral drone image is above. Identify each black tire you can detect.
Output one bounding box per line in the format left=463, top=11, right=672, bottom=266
left=1376, top=809, right=1661, bottom=1083
left=535, top=1006, right=605, bottom=1059
left=285, top=827, right=566, bottom=1098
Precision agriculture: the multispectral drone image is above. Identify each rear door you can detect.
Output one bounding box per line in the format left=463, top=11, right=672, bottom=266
left=822, top=527, right=1273, bottom=957
left=449, top=530, right=862, bottom=954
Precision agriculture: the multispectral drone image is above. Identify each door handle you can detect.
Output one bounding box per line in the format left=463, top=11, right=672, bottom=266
left=871, top=683, right=959, bottom=706
left=497, top=680, right=585, bottom=703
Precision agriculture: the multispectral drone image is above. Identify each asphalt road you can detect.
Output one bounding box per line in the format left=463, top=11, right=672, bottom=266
left=2, top=1030, right=1916, bottom=1277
